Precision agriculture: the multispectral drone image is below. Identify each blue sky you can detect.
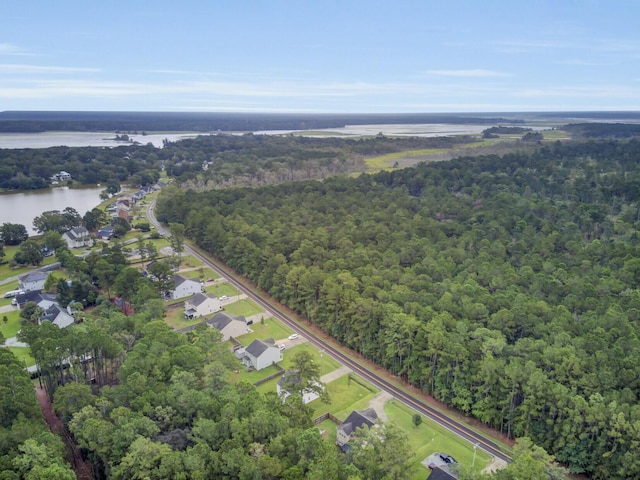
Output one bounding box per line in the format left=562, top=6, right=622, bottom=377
left=1, top=1, right=639, bottom=113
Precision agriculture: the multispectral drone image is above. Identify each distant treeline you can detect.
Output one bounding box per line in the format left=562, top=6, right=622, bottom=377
left=0, top=111, right=519, bottom=133
left=482, top=126, right=532, bottom=135
left=564, top=122, right=640, bottom=138
left=0, top=144, right=160, bottom=190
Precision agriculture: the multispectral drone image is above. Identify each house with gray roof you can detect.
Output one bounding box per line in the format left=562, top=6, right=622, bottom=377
left=40, top=304, right=75, bottom=329
left=62, top=226, right=92, bottom=249
left=336, top=408, right=378, bottom=448
left=205, top=312, right=248, bottom=341
left=184, top=293, right=222, bottom=319
left=240, top=338, right=282, bottom=371
left=18, top=271, right=49, bottom=292
left=15, top=291, right=57, bottom=310
left=168, top=274, right=201, bottom=300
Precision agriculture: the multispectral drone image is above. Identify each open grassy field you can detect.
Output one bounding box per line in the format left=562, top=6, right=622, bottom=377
left=364, top=148, right=451, bottom=171
left=179, top=255, right=204, bottom=269
left=223, top=299, right=263, bottom=317
left=204, top=283, right=238, bottom=297
left=180, top=267, right=219, bottom=281
left=280, top=343, right=341, bottom=377
left=0, top=309, right=22, bottom=338
left=236, top=317, right=293, bottom=345
left=308, top=373, right=379, bottom=419
left=8, top=347, right=35, bottom=367
left=384, top=400, right=492, bottom=479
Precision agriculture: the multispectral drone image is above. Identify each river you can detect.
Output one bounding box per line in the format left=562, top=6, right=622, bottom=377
left=0, top=186, right=103, bottom=236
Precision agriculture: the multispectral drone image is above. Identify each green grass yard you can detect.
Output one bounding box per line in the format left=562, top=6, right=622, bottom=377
left=7, top=347, right=35, bottom=367
left=236, top=318, right=292, bottom=345
left=280, top=343, right=341, bottom=377
left=204, top=283, right=238, bottom=297
left=308, top=374, right=379, bottom=419
left=0, top=309, right=22, bottom=338
left=384, top=400, right=492, bottom=479
left=223, top=299, right=263, bottom=317
left=181, top=267, right=219, bottom=281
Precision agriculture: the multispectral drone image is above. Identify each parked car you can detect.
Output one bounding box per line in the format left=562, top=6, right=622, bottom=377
left=246, top=320, right=254, bottom=325
left=288, top=333, right=299, bottom=340
left=220, top=295, right=229, bottom=300
left=439, top=453, right=457, bottom=464
left=279, top=344, right=286, bottom=351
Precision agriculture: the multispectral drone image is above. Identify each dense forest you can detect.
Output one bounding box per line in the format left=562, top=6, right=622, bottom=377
left=0, top=144, right=160, bottom=190
left=156, top=139, right=640, bottom=479
left=0, top=345, right=76, bottom=478
left=0, top=111, right=514, bottom=133
left=0, top=134, right=473, bottom=191
left=163, top=134, right=475, bottom=189
left=563, top=123, right=640, bottom=139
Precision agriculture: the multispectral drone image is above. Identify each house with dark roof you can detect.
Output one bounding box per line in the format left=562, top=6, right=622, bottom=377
left=62, top=226, right=92, bottom=249
left=15, top=291, right=57, bottom=310
left=168, top=274, right=201, bottom=300
left=427, top=466, right=458, bottom=480
left=184, top=293, right=222, bottom=319
left=277, top=370, right=323, bottom=404
left=336, top=408, right=378, bottom=448
left=97, top=225, right=114, bottom=240
left=240, top=338, right=282, bottom=371
left=40, top=304, right=75, bottom=329
left=205, top=312, right=248, bottom=340
left=18, top=271, right=49, bottom=292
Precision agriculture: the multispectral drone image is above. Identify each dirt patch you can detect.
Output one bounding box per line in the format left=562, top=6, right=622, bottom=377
left=482, top=456, right=508, bottom=473
left=35, top=386, right=94, bottom=480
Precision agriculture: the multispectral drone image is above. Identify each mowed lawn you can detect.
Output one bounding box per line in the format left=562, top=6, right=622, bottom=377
left=8, top=347, right=35, bottom=367
left=204, top=283, right=238, bottom=298
left=384, top=400, right=492, bottom=479
left=236, top=318, right=293, bottom=345
left=308, top=374, right=379, bottom=419
left=0, top=309, right=22, bottom=338
left=223, top=299, right=263, bottom=317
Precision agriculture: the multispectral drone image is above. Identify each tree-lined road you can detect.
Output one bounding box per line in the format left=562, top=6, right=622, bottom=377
left=146, top=200, right=512, bottom=465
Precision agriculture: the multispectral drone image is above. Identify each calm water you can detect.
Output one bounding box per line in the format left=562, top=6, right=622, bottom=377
left=0, top=186, right=103, bottom=235
left=0, top=132, right=200, bottom=149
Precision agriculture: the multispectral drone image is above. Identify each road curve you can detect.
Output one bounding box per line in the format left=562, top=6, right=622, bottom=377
left=146, top=200, right=512, bottom=464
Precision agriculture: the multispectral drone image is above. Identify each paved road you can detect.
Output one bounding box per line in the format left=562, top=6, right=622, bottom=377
left=146, top=200, right=512, bottom=464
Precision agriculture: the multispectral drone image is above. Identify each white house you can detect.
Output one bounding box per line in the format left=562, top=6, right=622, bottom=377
left=18, top=271, right=49, bottom=292
left=169, top=274, right=201, bottom=300
left=184, top=293, right=222, bottom=319
left=206, top=312, right=248, bottom=341
left=40, top=304, right=75, bottom=329
left=277, top=370, right=323, bottom=404
left=336, top=408, right=378, bottom=448
left=62, top=226, right=92, bottom=249
left=240, top=338, right=282, bottom=371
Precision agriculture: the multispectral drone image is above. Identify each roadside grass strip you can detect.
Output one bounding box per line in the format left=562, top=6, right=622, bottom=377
left=384, top=400, right=492, bottom=479
left=204, top=283, right=238, bottom=297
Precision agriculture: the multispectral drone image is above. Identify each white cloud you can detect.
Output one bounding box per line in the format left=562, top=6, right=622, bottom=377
left=0, top=64, right=101, bottom=74
left=0, top=43, right=30, bottom=55
left=425, top=69, right=510, bottom=78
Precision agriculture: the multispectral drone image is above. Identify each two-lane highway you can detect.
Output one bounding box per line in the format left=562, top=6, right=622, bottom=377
left=146, top=200, right=511, bottom=464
